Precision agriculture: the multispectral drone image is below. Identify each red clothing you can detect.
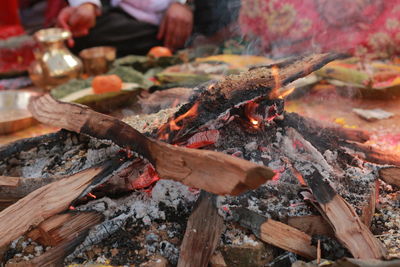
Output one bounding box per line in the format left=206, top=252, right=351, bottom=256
left=239, top=0, right=400, bottom=58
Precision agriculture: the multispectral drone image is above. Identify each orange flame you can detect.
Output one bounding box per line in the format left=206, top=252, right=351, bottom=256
left=157, top=102, right=199, bottom=140
left=244, top=101, right=261, bottom=128
left=269, top=66, right=282, bottom=99
left=278, top=87, right=295, bottom=99
left=168, top=102, right=199, bottom=131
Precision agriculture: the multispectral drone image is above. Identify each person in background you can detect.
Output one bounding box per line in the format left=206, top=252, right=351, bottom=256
left=58, top=0, right=192, bottom=56
left=58, top=0, right=241, bottom=57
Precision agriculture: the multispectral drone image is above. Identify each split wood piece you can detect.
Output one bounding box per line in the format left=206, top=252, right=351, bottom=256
left=379, top=167, right=400, bottom=187
left=287, top=215, right=333, bottom=237
left=0, top=176, right=20, bottom=187
left=161, top=53, right=345, bottom=142
left=360, top=181, right=378, bottom=228
left=27, top=212, right=103, bottom=247
left=0, top=159, right=120, bottom=251
left=177, top=191, right=224, bottom=267
left=304, top=171, right=386, bottom=259
left=232, top=207, right=317, bottom=259
left=285, top=128, right=386, bottom=259
left=0, top=175, right=63, bottom=210
left=6, top=226, right=91, bottom=267
left=29, top=94, right=275, bottom=196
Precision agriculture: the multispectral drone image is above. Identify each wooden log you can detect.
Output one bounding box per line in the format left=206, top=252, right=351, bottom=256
left=161, top=53, right=345, bottom=142
left=0, top=158, right=121, bottom=251
left=232, top=207, right=317, bottom=259
left=29, top=94, right=275, bottom=196
left=177, top=191, right=224, bottom=267
left=209, top=252, right=227, bottom=267
left=27, top=212, right=103, bottom=247
left=360, top=181, right=378, bottom=228
left=379, top=167, right=400, bottom=187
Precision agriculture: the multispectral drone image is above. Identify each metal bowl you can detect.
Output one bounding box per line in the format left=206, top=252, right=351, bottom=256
left=79, top=46, right=116, bottom=76
left=0, top=90, right=40, bottom=134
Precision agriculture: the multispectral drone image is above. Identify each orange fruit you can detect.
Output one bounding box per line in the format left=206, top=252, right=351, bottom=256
left=92, top=74, right=122, bottom=94
left=147, top=46, right=173, bottom=58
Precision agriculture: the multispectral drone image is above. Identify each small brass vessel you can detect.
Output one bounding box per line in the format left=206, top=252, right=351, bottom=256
left=29, top=28, right=83, bottom=90
left=80, top=46, right=116, bottom=76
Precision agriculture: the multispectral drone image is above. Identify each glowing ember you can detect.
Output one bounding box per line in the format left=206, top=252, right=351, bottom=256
left=69, top=206, right=76, bottom=210
left=131, top=164, right=160, bottom=190
left=88, top=192, right=97, bottom=199
left=158, top=102, right=199, bottom=140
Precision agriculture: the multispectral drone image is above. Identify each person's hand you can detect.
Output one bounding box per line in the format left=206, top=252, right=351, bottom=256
left=57, top=3, right=100, bottom=47
left=157, top=3, right=193, bottom=51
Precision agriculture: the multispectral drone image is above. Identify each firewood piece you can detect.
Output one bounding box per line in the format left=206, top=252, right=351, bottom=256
left=29, top=94, right=275, bottom=195
left=232, top=207, right=317, bottom=259
left=0, top=176, right=63, bottom=208
left=6, top=212, right=103, bottom=267
left=287, top=215, right=333, bottom=237
left=304, top=171, right=386, bottom=259
left=0, top=159, right=120, bottom=251
left=360, top=181, right=378, bottom=228
left=178, top=191, right=224, bottom=267
left=27, top=212, right=103, bottom=246
left=379, top=167, right=400, bottom=187
left=285, top=128, right=386, bottom=259
left=163, top=53, right=345, bottom=142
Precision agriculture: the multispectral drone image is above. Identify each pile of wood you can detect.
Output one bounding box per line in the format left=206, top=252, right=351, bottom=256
left=0, top=53, right=399, bottom=266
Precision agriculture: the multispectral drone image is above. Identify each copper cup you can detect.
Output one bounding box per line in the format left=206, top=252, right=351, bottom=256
left=79, top=46, right=116, bottom=76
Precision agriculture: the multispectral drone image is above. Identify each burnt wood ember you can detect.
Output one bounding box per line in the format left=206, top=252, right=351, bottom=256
left=29, top=94, right=275, bottom=196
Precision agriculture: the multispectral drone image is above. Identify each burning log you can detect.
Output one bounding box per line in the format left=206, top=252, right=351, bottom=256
left=178, top=192, right=224, bottom=267
left=0, top=158, right=122, bottom=252
left=29, top=94, right=275, bottom=195
left=232, top=207, right=317, bottom=259
left=159, top=53, right=345, bottom=142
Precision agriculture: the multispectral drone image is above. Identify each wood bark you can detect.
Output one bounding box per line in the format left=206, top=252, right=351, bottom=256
left=0, top=160, right=119, bottom=251
left=287, top=215, right=333, bottom=237
left=29, top=94, right=275, bottom=196
left=178, top=191, right=224, bottom=267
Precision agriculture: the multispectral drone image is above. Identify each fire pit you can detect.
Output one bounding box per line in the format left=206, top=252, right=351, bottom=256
left=0, top=53, right=399, bottom=266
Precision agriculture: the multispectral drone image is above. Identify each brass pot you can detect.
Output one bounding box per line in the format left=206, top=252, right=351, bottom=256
left=28, top=28, right=83, bottom=90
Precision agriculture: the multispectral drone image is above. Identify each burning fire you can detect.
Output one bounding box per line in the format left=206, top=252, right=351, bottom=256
left=269, top=66, right=296, bottom=99
left=244, top=101, right=262, bottom=128
left=158, top=102, right=199, bottom=140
